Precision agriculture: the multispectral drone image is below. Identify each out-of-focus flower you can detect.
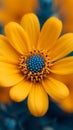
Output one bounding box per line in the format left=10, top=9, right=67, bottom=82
left=53, top=74, right=73, bottom=113
left=0, top=87, right=11, bottom=103
left=0, top=0, right=38, bottom=24
left=0, top=13, right=73, bottom=117
left=54, top=0, right=73, bottom=33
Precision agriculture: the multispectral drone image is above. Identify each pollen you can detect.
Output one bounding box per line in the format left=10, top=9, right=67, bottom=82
left=18, top=50, right=51, bottom=82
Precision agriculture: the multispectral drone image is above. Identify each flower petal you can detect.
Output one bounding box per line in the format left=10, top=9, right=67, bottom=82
left=49, top=33, right=73, bottom=61
left=28, top=83, right=49, bottom=117
left=0, top=62, right=23, bottom=87
left=0, top=11, right=10, bottom=23
left=50, top=56, right=73, bottom=75
left=5, top=22, right=31, bottom=54
left=43, top=77, right=69, bottom=102
left=21, top=13, right=40, bottom=48
left=49, top=74, right=73, bottom=112
left=60, top=96, right=73, bottom=112
left=56, top=74, right=73, bottom=112
left=37, top=17, right=62, bottom=51
left=0, top=35, right=19, bottom=64
left=9, top=80, right=32, bottom=102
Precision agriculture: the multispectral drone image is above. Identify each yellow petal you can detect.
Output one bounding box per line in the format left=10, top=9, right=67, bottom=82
left=5, top=22, right=31, bottom=54
left=37, top=17, right=62, bottom=51
left=9, top=80, right=32, bottom=102
left=28, top=83, right=49, bottom=117
left=60, top=96, right=73, bottom=112
left=21, top=13, right=40, bottom=49
left=0, top=11, right=10, bottom=23
left=50, top=56, right=73, bottom=75
left=52, top=73, right=73, bottom=86
left=0, top=62, right=23, bottom=87
left=58, top=74, right=73, bottom=112
left=43, top=77, right=69, bottom=102
left=49, top=74, right=73, bottom=112
left=49, top=33, right=73, bottom=61
left=0, top=35, right=19, bottom=64
left=4, top=0, right=38, bottom=18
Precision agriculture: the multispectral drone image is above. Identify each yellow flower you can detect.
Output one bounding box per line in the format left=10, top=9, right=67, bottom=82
left=0, top=0, right=38, bottom=23
left=0, top=13, right=73, bottom=117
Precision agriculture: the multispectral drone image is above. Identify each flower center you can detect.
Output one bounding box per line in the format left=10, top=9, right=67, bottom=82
left=26, top=54, right=45, bottom=73
left=18, top=50, right=51, bottom=82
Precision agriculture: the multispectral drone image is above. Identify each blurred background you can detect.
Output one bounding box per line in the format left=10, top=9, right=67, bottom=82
left=0, top=0, right=73, bottom=130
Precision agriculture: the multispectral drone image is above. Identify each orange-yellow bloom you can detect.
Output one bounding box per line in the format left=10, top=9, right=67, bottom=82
left=0, top=0, right=38, bottom=23
left=54, top=0, right=73, bottom=33
left=0, top=13, right=73, bottom=117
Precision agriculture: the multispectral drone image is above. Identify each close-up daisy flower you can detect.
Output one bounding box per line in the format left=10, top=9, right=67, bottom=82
left=0, top=13, right=73, bottom=117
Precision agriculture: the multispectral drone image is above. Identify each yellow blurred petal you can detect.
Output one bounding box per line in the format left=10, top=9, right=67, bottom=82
left=0, top=62, right=23, bottom=87
left=49, top=73, right=73, bottom=112
left=10, top=80, right=32, bottom=102
left=5, top=22, right=31, bottom=54
left=50, top=56, right=73, bottom=75
left=0, top=35, right=19, bottom=64
left=43, top=77, right=69, bottom=102
left=60, top=96, right=73, bottom=113
left=49, top=33, right=73, bottom=61
left=28, top=83, right=49, bottom=117
left=37, top=17, right=62, bottom=51
left=0, top=87, right=11, bottom=103
left=60, top=74, right=73, bottom=112
left=0, top=11, right=10, bottom=24
left=21, top=13, right=40, bottom=49
left=0, top=0, right=38, bottom=23
left=5, top=0, right=38, bottom=17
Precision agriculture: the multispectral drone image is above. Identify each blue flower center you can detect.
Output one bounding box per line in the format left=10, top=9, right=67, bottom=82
left=26, top=54, right=45, bottom=73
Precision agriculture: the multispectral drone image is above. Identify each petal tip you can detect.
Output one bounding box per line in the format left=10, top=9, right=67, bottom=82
left=9, top=88, right=23, bottom=102
left=48, top=16, right=62, bottom=29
